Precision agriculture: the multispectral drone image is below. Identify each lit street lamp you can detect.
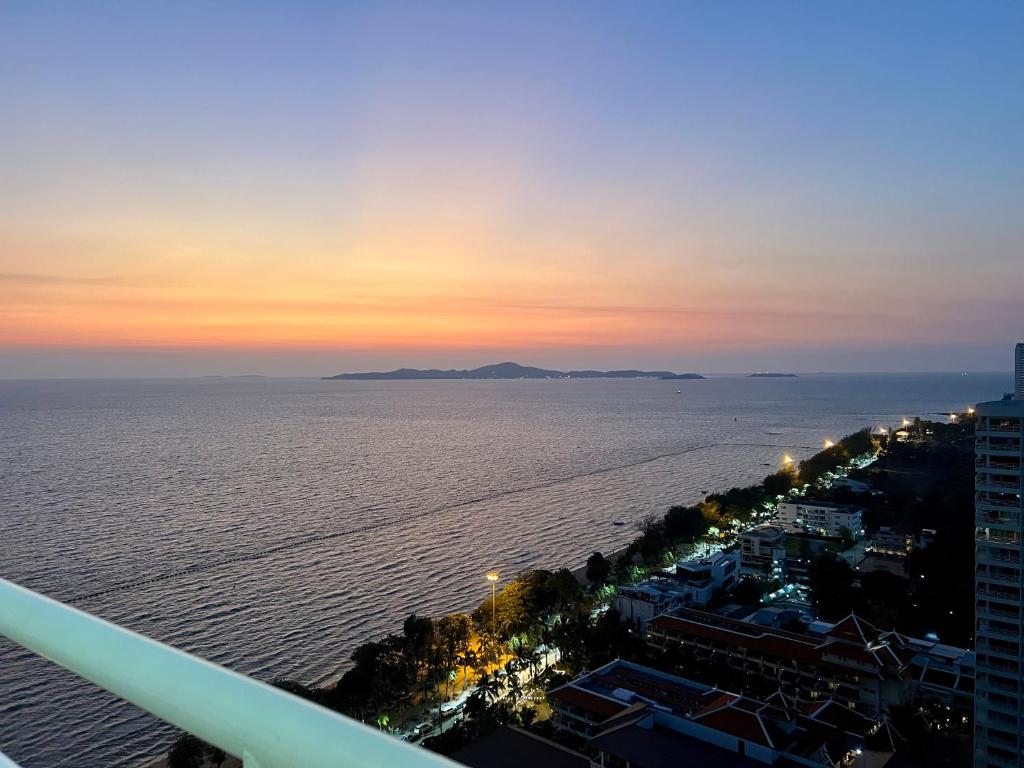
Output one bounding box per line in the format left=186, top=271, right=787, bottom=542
left=486, top=572, right=499, bottom=636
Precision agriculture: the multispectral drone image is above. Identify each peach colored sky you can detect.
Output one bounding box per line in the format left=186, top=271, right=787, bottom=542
left=1, top=3, right=1022, bottom=376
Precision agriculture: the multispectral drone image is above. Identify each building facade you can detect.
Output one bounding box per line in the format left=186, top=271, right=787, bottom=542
left=739, top=525, right=787, bottom=576
left=1015, top=342, right=1023, bottom=400
left=974, top=395, right=1024, bottom=768
left=614, top=549, right=740, bottom=632
left=646, top=609, right=973, bottom=718
left=775, top=501, right=864, bottom=539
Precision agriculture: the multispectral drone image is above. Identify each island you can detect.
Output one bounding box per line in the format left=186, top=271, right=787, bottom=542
left=749, top=372, right=798, bottom=378
left=324, top=361, right=705, bottom=381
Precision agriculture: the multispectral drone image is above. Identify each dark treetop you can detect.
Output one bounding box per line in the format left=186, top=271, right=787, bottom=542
left=325, top=362, right=705, bottom=380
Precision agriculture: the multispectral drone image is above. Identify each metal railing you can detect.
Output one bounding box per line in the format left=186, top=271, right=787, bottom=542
left=0, top=578, right=459, bottom=768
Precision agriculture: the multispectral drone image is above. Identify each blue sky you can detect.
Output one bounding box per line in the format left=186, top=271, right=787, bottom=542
left=1, top=2, right=1022, bottom=376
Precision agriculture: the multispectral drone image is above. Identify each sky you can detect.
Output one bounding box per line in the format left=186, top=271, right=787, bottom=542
left=1, top=2, right=1022, bottom=377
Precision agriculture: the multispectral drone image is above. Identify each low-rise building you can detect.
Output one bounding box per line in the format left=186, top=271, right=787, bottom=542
left=548, top=659, right=885, bottom=767
left=775, top=500, right=864, bottom=539
left=865, top=527, right=912, bottom=557
left=614, top=549, right=740, bottom=631
left=646, top=608, right=972, bottom=717
left=739, top=525, right=786, bottom=577
left=829, top=476, right=872, bottom=493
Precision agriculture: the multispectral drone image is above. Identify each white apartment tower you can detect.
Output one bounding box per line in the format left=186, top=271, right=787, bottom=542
left=974, top=344, right=1024, bottom=768
left=1016, top=342, right=1023, bottom=399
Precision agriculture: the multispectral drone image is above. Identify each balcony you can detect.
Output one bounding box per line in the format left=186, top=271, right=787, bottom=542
left=977, top=439, right=1023, bottom=455
left=978, top=476, right=1023, bottom=492
left=0, top=578, right=459, bottom=768
left=979, top=423, right=1023, bottom=435
left=977, top=603, right=1021, bottom=620
left=978, top=549, right=1023, bottom=566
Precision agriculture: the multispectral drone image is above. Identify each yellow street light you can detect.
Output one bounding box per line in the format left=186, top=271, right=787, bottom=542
left=949, top=413, right=957, bottom=422
left=783, top=454, right=794, bottom=465
left=486, top=572, right=499, bottom=636
left=901, top=418, right=911, bottom=427
left=967, top=406, right=975, bottom=415
left=823, top=439, right=835, bottom=449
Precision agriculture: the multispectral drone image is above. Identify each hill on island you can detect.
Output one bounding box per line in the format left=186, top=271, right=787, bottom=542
left=324, top=362, right=705, bottom=381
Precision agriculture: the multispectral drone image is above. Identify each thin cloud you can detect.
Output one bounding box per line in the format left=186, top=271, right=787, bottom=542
left=0, top=272, right=120, bottom=286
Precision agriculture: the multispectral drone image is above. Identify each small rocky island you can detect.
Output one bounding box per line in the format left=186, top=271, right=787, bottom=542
left=325, top=362, right=706, bottom=381
left=749, top=372, right=798, bottom=378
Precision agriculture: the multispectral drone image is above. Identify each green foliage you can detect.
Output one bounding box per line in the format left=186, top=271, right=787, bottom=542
left=663, top=504, right=707, bottom=542
left=808, top=553, right=862, bottom=620
left=167, top=734, right=205, bottom=768
left=763, top=469, right=797, bottom=497
left=731, top=577, right=765, bottom=605
left=586, top=551, right=612, bottom=584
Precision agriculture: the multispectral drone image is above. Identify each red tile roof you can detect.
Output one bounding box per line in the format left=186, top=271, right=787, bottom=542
left=548, top=686, right=629, bottom=721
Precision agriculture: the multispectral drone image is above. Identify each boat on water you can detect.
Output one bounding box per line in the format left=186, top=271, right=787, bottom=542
left=612, top=520, right=626, bottom=526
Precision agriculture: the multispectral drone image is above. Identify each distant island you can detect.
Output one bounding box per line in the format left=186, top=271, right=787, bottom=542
left=324, top=361, right=706, bottom=381
left=749, top=372, right=798, bottom=378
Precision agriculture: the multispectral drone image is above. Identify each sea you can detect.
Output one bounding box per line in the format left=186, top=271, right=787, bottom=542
left=0, top=372, right=1012, bottom=766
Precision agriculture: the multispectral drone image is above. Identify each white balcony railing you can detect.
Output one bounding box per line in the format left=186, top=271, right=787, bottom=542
left=0, top=578, right=460, bottom=768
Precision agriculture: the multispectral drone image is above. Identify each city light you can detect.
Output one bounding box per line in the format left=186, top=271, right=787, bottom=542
left=967, top=406, right=975, bottom=415
left=783, top=454, right=793, bottom=465
left=949, top=413, right=957, bottom=422
left=901, top=418, right=911, bottom=427
left=823, top=439, right=835, bottom=449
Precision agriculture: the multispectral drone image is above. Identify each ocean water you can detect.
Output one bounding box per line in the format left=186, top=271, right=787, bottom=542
left=0, top=373, right=1010, bottom=766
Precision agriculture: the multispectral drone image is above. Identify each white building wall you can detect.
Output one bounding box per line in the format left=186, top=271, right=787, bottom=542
left=974, top=398, right=1024, bottom=768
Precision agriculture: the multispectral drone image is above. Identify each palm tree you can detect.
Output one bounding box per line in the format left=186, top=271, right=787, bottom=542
left=504, top=666, right=524, bottom=711
left=476, top=672, right=501, bottom=704
left=459, top=648, right=479, bottom=693
left=527, top=649, right=543, bottom=680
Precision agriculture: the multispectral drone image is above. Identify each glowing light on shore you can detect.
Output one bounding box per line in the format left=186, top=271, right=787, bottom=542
left=783, top=454, right=794, bottom=465
left=949, top=413, right=958, bottom=422
left=901, top=418, right=911, bottom=427
left=967, top=406, right=975, bottom=415
left=823, top=439, right=835, bottom=449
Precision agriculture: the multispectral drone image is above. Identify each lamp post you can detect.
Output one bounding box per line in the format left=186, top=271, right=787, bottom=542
left=485, top=572, right=499, bottom=637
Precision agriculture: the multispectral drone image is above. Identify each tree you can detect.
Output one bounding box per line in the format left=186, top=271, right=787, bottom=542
left=664, top=504, right=708, bottom=543
left=731, top=577, right=763, bottom=605
left=519, top=706, right=538, bottom=728
left=205, top=745, right=226, bottom=768
left=167, top=734, right=205, bottom=768
left=808, top=553, right=861, bottom=620
left=586, top=552, right=611, bottom=584
left=503, top=659, right=523, bottom=709
left=459, top=648, right=479, bottom=693
left=763, top=469, right=796, bottom=497
left=475, top=671, right=501, bottom=704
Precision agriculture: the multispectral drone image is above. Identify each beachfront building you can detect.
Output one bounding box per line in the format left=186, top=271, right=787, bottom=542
left=865, top=527, right=912, bottom=557
left=547, top=659, right=881, bottom=767
left=775, top=501, right=864, bottom=539
left=615, top=549, right=739, bottom=632
left=646, top=608, right=973, bottom=717
left=739, top=525, right=787, bottom=577
left=829, top=476, right=872, bottom=493
left=974, top=389, right=1024, bottom=768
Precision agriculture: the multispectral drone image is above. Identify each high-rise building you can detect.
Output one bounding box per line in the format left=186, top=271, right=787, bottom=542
left=974, top=349, right=1024, bottom=768
left=1015, top=342, right=1023, bottom=399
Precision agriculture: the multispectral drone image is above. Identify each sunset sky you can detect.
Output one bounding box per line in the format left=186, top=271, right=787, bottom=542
left=2, top=2, right=1022, bottom=376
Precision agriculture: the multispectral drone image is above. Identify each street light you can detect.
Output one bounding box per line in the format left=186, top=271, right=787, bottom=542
left=823, top=439, right=835, bottom=449
left=485, top=572, right=499, bottom=636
